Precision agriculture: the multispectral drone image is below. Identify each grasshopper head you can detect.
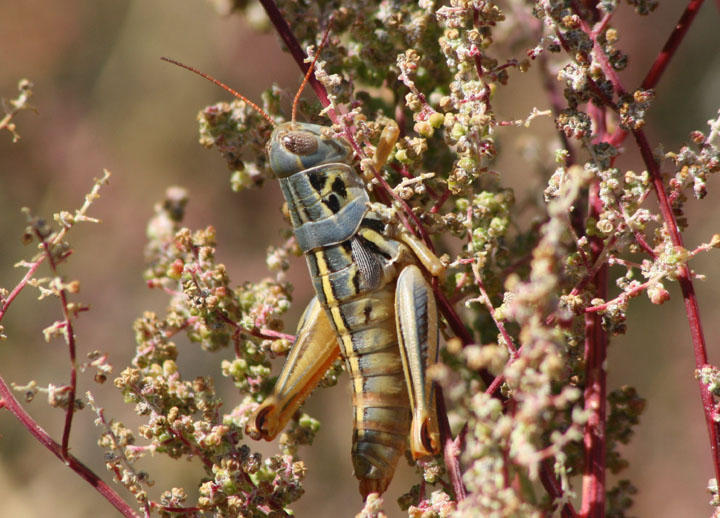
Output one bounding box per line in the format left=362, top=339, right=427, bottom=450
left=267, top=122, right=353, bottom=178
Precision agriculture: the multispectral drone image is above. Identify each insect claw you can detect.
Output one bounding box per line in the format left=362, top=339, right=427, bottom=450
left=246, top=400, right=280, bottom=441
left=411, top=415, right=441, bottom=459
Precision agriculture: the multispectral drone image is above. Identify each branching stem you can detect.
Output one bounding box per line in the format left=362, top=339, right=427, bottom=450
left=0, top=376, right=139, bottom=518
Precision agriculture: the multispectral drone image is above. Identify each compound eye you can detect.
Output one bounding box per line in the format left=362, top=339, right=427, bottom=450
left=281, top=131, right=319, bottom=156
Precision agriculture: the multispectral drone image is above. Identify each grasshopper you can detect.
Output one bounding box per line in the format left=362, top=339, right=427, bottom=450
left=163, top=45, right=445, bottom=497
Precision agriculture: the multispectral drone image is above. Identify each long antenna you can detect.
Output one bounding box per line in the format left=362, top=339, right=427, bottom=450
left=291, top=23, right=332, bottom=123
left=161, top=57, right=276, bottom=127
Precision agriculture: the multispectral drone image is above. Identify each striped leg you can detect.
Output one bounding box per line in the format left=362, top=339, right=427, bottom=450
left=248, top=297, right=340, bottom=440
left=395, top=265, right=441, bottom=458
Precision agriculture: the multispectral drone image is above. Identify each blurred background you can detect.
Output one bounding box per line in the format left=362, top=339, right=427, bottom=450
left=1, top=1, right=719, bottom=516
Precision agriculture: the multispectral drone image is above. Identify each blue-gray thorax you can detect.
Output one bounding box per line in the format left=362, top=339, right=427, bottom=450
left=278, top=163, right=369, bottom=252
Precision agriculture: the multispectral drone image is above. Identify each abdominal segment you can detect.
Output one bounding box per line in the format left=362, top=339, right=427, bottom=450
left=340, top=290, right=410, bottom=497
left=307, top=238, right=410, bottom=496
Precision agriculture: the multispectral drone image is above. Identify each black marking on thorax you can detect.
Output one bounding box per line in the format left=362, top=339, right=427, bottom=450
left=331, top=176, right=347, bottom=198
left=324, top=193, right=341, bottom=213
left=308, top=170, right=326, bottom=191
left=360, top=217, right=386, bottom=234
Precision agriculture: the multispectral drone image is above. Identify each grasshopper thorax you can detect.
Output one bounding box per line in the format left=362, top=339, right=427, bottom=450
left=268, top=122, right=353, bottom=178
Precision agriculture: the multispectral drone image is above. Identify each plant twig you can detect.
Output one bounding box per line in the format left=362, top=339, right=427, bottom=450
left=35, top=231, right=78, bottom=460
left=579, top=183, right=609, bottom=518
left=0, top=259, right=44, bottom=322
left=632, top=128, right=720, bottom=481
left=566, top=0, right=720, bottom=498
left=257, top=0, right=337, bottom=122
left=641, top=0, right=706, bottom=90
left=436, top=388, right=467, bottom=501
left=470, top=262, right=517, bottom=356
left=540, top=459, right=579, bottom=518
left=0, top=170, right=110, bottom=323
left=0, top=79, right=35, bottom=142
left=0, top=376, right=138, bottom=518
left=87, top=394, right=152, bottom=517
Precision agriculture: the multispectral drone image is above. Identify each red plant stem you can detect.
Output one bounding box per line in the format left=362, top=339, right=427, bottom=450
left=430, top=189, right=451, bottom=214
left=556, top=14, right=612, bottom=512
left=217, top=311, right=297, bottom=343
left=632, top=128, right=720, bottom=479
left=0, top=259, right=45, bottom=322
left=471, top=264, right=517, bottom=355
left=257, top=0, right=337, bottom=123
left=641, top=0, right=706, bottom=90
left=584, top=278, right=651, bottom=312
left=0, top=376, right=138, bottom=517
left=540, top=459, right=579, bottom=518
left=390, top=162, right=441, bottom=200
left=435, top=283, right=473, bottom=346
left=579, top=321, right=607, bottom=518
left=573, top=26, right=611, bottom=510
left=36, top=234, right=78, bottom=460
left=569, top=0, right=720, bottom=491
left=484, top=372, right=505, bottom=396
left=168, top=428, right=214, bottom=469
left=591, top=11, right=613, bottom=37
left=579, top=182, right=608, bottom=518
left=436, top=388, right=467, bottom=501
left=248, top=327, right=296, bottom=342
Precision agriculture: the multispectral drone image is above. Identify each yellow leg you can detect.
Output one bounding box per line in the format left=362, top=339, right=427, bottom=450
left=399, top=232, right=445, bottom=279
left=367, top=119, right=445, bottom=280
left=372, top=120, right=399, bottom=172
left=247, top=297, right=340, bottom=440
